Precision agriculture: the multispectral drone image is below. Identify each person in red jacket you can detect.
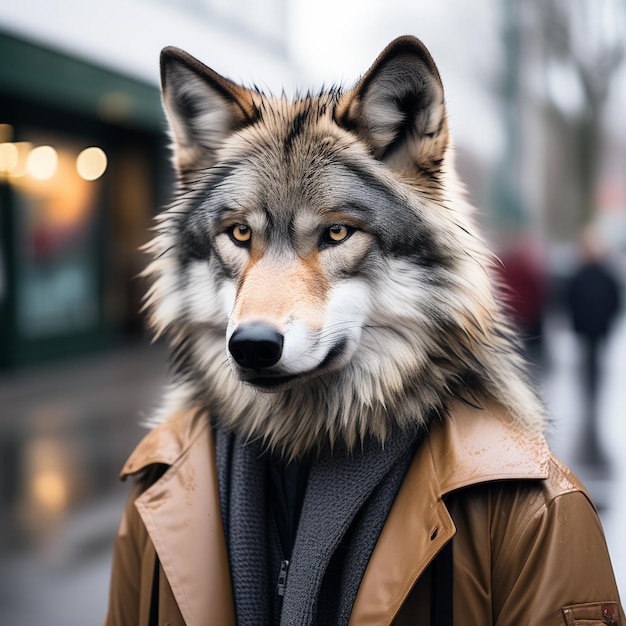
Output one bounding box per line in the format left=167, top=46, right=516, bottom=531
left=496, top=230, right=548, bottom=374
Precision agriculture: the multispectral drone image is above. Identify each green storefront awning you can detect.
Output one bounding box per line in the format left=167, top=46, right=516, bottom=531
left=0, top=30, right=165, bottom=133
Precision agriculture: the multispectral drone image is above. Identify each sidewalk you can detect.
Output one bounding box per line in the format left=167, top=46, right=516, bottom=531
left=0, top=491, right=130, bottom=625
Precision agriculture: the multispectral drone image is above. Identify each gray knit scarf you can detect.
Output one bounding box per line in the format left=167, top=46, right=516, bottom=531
left=215, top=423, right=423, bottom=626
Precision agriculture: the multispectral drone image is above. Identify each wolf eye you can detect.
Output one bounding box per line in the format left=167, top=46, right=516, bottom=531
left=229, top=224, right=252, bottom=245
left=322, top=224, right=354, bottom=246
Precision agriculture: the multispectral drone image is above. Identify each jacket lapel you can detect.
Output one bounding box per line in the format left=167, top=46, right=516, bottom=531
left=350, top=400, right=550, bottom=625
left=130, top=414, right=236, bottom=626
left=348, top=433, right=455, bottom=626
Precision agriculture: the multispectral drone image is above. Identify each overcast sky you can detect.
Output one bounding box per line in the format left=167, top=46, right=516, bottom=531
left=286, top=0, right=504, bottom=159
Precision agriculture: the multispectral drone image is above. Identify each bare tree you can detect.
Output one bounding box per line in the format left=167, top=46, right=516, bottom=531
left=531, top=0, right=624, bottom=238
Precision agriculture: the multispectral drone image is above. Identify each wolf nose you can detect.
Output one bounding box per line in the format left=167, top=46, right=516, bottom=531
left=229, top=323, right=284, bottom=369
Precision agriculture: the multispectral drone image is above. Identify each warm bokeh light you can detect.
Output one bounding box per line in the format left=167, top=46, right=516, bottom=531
left=10, top=142, right=97, bottom=230
left=9, top=142, right=33, bottom=178
left=27, top=145, right=58, bottom=180
left=0, top=141, right=18, bottom=174
left=31, top=470, right=69, bottom=513
left=76, top=146, right=108, bottom=181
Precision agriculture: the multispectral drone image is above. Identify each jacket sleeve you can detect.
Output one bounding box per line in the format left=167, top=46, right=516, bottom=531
left=101, top=482, right=157, bottom=626
left=492, top=487, right=625, bottom=626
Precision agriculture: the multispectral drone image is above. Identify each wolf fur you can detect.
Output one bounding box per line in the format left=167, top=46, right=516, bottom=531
left=144, top=36, right=545, bottom=458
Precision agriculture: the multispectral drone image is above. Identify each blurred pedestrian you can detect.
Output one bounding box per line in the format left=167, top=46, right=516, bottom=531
left=565, top=227, right=623, bottom=470
left=496, top=230, right=548, bottom=375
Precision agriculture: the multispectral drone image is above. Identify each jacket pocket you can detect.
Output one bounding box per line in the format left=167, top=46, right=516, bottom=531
left=562, top=601, right=620, bottom=625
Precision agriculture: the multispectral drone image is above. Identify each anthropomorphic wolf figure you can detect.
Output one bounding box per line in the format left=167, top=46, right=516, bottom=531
left=103, top=37, right=624, bottom=625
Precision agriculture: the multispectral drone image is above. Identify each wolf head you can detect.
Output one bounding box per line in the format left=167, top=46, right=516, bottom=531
left=145, top=36, right=545, bottom=456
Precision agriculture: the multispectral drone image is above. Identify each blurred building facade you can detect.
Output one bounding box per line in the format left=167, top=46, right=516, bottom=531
left=0, top=0, right=293, bottom=371
left=0, top=31, right=170, bottom=369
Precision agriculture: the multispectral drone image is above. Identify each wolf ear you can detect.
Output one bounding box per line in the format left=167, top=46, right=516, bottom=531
left=336, top=36, right=448, bottom=176
left=160, top=47, right=257, bottom=178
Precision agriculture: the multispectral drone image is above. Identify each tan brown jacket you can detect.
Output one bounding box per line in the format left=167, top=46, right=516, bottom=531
left=103, top=401, right=624, bottom=625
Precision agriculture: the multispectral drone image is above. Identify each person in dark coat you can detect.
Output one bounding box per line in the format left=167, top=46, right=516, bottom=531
left=565, top=228, right=623, bottom=469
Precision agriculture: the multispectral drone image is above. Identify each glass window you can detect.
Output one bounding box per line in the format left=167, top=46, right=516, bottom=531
left=5, top=129, right=106, bottom=339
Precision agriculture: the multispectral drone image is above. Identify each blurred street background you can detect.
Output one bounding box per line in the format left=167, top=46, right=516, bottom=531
left=0, top=1, right=625, bottom=624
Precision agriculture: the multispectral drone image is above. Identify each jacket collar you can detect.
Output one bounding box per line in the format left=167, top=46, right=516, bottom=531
left=431, top=398, right=550, bottom=495
left=121, top=399, right=549, bottom=486
left=121, top=399, right=550, bottom=626
left=120, top=408, right=206, bottom=478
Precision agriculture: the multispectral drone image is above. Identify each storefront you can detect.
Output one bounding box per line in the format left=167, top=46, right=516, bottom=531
left=0, top=31, right=170, bottom=369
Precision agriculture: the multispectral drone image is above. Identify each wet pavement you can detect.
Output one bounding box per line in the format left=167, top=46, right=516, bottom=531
left=0, top=311, right=625, bottom=624
left=0, top=339, right=168, bottom=625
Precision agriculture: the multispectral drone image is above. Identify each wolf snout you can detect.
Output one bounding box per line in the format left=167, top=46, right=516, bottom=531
left=228, top=323, right=284, bottom=370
